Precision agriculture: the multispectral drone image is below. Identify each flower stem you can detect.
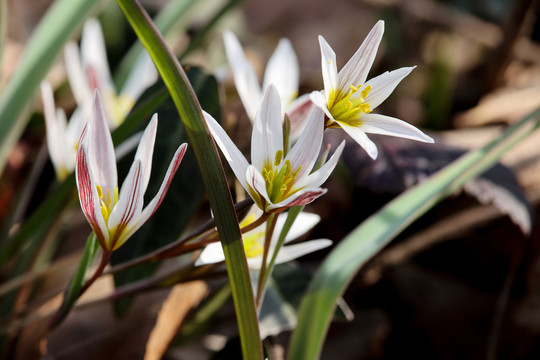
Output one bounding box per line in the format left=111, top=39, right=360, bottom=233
left=255, top=213, right=278, bottom=309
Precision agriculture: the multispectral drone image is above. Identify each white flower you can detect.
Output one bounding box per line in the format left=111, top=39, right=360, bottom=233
left=310, top=20, right=433, bottom=159
left=223, top=31, right=312, bottom=137
left=76, top=90, right=187, bottom=251
left=204, top=85, right=345, bottom=213
left=40, top=81, right=86, bottom=180
left=195, top=208, right=332, bottom=269
left=65, top=18, right=158, bottom=129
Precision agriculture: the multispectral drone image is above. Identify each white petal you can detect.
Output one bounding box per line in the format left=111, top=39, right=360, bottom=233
left=337, top=21, right=384, bottom=89
left=262, top=38, right=299, bottom=109
left=251, top=85, right=283, bottom=171
left=133, top=114, right=158, bottom=194
left=81, top=18, right=114, bottom=96
left=294, top=140, right=345, bottom=190
left=195, top=242, right=226, bottom=266
left=40, top=82, right=68, bottom=174
left=339, top=123, right=378, bottom=159
left=131, top=143, right=188, bottom=239
left=120, top=51, right=158, bottom=101
left=223, top=30, right=262, bottom=121
left=274, top=239, right=332, bottom=264
left=286, top=106, right=324, bottom=179
left=318, top=35, right=338, bottom=102
left=75, top=140, right=110, bottom=247
left=203, top=110, right=250, bottom=191
left=360, top=113, right=433, bottom=143
left=107, top=159, right=145, bottom=250
left=64, top=41, right=92, bottom=107
left=275, top=212, right=321, bottom=244
left=364, top=67, right=415, bottom=109
left=88, top=91, right=118, bottom=191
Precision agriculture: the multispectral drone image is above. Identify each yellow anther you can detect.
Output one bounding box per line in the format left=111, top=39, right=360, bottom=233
left=274, top=150, right=283, bottom=166
left=96, top=185, right=104, bottom=199
left=346, top=101, right=353, bottom=109
left=350, top=85, right=359, bottom=92
left=361, top=85, right=372, bottom=98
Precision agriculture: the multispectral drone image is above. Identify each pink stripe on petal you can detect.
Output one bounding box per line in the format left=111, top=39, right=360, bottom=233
left=76, top=144, right=108, bottom=249
left=126, top=143, right=188, bottom=243
left=108, top=160, right=145, bottom=250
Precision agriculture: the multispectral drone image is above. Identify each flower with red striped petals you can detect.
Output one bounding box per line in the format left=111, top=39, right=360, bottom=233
left=76, top=90, right=187, bottom=251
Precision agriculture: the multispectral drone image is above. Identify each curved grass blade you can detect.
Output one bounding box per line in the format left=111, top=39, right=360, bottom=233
left=0, top=0, right=103, bottom=177
left=289, top=108, right=540, bottom=360
left=114, top=0, right=262, bottom=358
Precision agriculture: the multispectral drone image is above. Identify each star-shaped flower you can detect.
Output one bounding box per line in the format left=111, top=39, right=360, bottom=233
left=204, top=85, right=344, bottom=213
left=310, top=20, right=433, bottom=159
left=76, top=90, right=187, bottom=251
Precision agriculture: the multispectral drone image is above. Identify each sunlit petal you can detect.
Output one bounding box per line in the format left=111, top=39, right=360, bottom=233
left=274, top=239, right=332, bottom=264
left=318, top=35, right=338, bottom=103
left=195, top=242, right=225, bottom=266
left=286, top=106, right=324, bottom=179
left=263, top=38, right=299, bottom=108
left=276, top=212, right=321, bottom=244
left=223, top=30, right=262, bottom=121
left=294, top=140, right=345, bottom=190
left=337, top=20, right=384, bottom=89
left=81, top=18, right=114, bottom=96
left=64, top=41, right=92, bottom=106
left=339, top=122, right=378, bottom=159
left=251, top=85, right=283, bottom=170
left=133, top=114, right=158, bottom=194
left=203, top=110, right=250, bottom=191
left=364, top=67, right=415, bottom=109
left=266, top=188, right=327, bottom=212
left=360, top=113, right=433, bottom=143
left=130, top=143, right=188, bottom=240
left=286, top=94, right=314, bottom=139
left=88, top=91, right=118, bottom=192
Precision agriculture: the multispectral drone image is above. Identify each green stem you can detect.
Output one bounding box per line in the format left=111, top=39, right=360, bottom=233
left=114, top=1, right=262, bottom=357
left=255, top=213, right=278, bottom=309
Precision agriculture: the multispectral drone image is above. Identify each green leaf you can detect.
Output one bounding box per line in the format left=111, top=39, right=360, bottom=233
left=48, top=233, right=100, bottom=328
left=289, top=107, right=540, bottom=360
left=110, top=68, right=216, bottom=316
left=0, top=0, right=103, bottom=178
left=114, top=1, right=262, bottom=358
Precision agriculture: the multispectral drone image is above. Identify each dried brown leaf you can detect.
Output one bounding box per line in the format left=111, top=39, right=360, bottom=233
left=144, top=281, right=209, bottom=360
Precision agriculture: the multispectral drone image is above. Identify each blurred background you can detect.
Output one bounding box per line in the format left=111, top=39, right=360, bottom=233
left=2, top=0, right=540, bottom=359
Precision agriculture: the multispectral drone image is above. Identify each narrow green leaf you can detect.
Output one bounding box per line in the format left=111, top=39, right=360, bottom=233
left=0, top=0, right=103, bottom=177
left=49, top=233, right=100, bottom=328
left=114, top=1, right=262, bottom=358
left=289, top=108, right=540, bottom=360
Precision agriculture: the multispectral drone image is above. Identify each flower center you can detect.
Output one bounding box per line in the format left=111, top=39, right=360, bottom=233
left=96, top=185, right=119, bottom=224
left=261, top=150, right=302, bottom=203
left=328, top=85, right=372, bottom=126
